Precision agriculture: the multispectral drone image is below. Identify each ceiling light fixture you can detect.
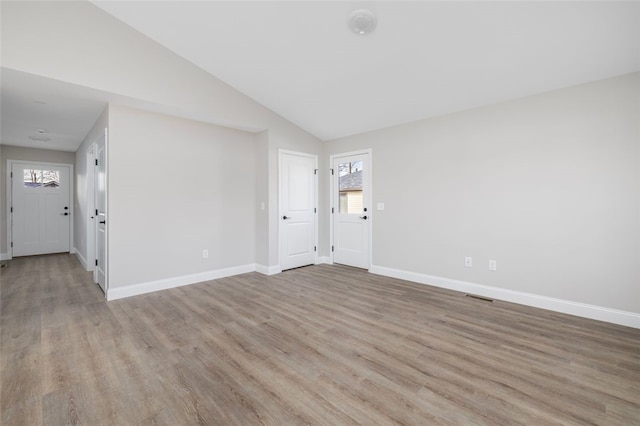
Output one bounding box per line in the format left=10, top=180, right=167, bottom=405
left=29, top=135, right=51, bottom=142
left=348, top=9, right=377, bottom=36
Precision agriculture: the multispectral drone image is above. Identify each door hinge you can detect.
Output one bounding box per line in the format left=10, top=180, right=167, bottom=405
left=314, top=169, right=318, bottom=175
left=10, top=172, right=13, bottom=178
left=331, top=207, right=334, bottom=214
left=331, top=245, right=334, bottom=252
left=95, top=159, right=98, bottom=166
left=11, top=242, right=13, bottom=248
left=314, top=208, right=316, bottom=213
left=95, top=259, right=98, bottom=266
left=10, top=207, right=13, bottom=213
left=314, top=246, right=317, bottom=252
left=96, top=209, right=98, bottom=216
left=330, top=168, right=334, bottom=175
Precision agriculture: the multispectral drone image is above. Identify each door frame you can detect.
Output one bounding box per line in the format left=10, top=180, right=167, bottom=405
left=95, top=128, right=108, bottom=296
left=329, top=149, right=373, bottom=269
left=86, top=144, right=97, bottom=275
left=6, top=159, right=74, bottom=260
left=278, top=149, right=319, bottom=271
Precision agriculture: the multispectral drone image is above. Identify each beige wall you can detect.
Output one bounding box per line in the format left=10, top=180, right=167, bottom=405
left=107, top=104, right=257, bottom=289
left=324, top=72, right=640, bottom=314
left=2, top=0, right=322, bottom=269
left=0, top=145, right=76, bottom=256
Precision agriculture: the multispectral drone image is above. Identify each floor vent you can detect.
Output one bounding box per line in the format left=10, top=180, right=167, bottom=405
left=465, top=294, right=494, bottom=303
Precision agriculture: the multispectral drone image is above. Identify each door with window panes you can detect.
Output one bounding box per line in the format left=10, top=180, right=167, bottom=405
left=11, top=163, right=71, bottom=256
left=332, top=152, right=370, bottom=269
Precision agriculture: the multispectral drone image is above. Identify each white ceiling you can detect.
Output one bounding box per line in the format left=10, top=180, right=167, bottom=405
left=1, top=2, right=639, bottom=152
left=0, top=69, right=113, bottom=152
left=92, top=1, right=640, bottom=141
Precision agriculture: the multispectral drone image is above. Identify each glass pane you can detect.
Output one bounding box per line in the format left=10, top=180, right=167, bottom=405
left=24, top=169, right=42, bottom=188
left=23, top=169, right=60, bottom=189
left=42, top=170, right=60, bottom=188
left=338, top=161, right=363, bottom=215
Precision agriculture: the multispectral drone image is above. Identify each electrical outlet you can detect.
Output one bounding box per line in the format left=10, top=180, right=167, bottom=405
left=202, top=249, right=209, bottom=259
left=489, top=260, right=497, bottom=271
left=465, top=257, right=472, bottom=267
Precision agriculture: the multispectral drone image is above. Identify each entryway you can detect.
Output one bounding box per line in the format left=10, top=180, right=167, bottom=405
left=8, top=161, right=72, bottom=257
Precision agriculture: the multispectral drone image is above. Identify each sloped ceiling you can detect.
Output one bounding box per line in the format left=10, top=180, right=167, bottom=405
left=92, top=1, right=640, bottom=140
left=2, top=1, right=639, bottom=152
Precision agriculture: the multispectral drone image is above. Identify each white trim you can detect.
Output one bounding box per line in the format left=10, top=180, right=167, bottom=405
left=107, top=263, right=256, bottom=301
left=0, top=253, right=10, bottom=261
left=369, top=265, right=640, bottom=329
left=85, top=143, right=97, bottom=275
left=255, top=264, right=282, bottom=275
left=74, top=248, right=89, bottom=270
left=316, top=256, right=332, bottom=265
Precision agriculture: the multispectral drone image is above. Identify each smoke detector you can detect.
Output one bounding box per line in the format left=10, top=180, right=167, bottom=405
left=348, top=9, right=377, bottom=35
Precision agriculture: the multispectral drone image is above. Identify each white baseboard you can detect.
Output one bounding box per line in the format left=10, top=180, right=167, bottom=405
left=316, top=256, right=332, bottom=265
left=255, top=264, right=282, bottom=275
left=73, top=248, right=90, bottom=271
left=0, top=253, right=10, bottom=261
left=107, top=263, right=256, bottom=301
left=369, top=265, right=640, bottom=329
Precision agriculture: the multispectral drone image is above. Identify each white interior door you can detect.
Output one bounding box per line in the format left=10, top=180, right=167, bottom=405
left=86, top=145, right=96, bottom=273
left=280, top=151, right=317, bottom=271
left=332, top=152, right=370, bottom=269
left=11, top=162, right=71, bottom=257
left=95, top=131, right=107, bottom=292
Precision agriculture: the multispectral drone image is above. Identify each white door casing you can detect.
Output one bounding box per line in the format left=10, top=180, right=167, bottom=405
left=86, top=144, right=96, bottom=274
left=10, top=161, right=72, bottom=257
left=279, top=150, right=317, bottom=271
left=95, top=130, right=107, bottom=293
left=331, top=150, right=371, bottom=269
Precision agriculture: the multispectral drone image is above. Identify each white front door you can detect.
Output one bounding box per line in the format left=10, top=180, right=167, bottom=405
left=11, top=162, right=71, bottom=257
left=332, top=151, right=371, bottom=269
left=95, top=131, right=107, bottom=293
left=280, top=150, right=317, bottom=271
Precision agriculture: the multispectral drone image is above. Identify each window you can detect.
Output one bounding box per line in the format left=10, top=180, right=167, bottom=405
left=338, top=161, right=363, bottom=214
left=23, top=169, right=60, bottom=189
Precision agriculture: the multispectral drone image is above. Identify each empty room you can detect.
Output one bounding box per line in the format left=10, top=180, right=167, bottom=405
left=1, top=1, right=639, bottom=424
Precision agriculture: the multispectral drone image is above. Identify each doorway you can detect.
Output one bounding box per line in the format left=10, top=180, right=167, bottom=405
left=8, top=161, right=73, bottom=257
left=94, top=130, right=107, bottom=293
left=331, top=150, right=371, bottom=269
left=279, top=150, right=318, bottom=271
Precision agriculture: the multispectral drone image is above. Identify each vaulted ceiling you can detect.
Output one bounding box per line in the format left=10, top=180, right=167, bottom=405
left=2, top=1, right=639, bottom=151
left=92, top=1, right=640, bottom=140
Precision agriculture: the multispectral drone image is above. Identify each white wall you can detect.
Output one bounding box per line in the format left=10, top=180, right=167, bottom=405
left=325, top=73, right=640, bottom=316
left=0, top=145, right=76, bottom=258
left=1, top=0, right=323, bottom=269
left=107, top=104, right=257, bottom=289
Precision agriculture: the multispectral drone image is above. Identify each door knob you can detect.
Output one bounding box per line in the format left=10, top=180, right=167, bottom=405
left=360, top=215, right=368, bottom=220
left=61, top=212, right=69, bottom=216
left=99, top=221, right=106, bottom=224
left=282, top=215, right=291, bottom=220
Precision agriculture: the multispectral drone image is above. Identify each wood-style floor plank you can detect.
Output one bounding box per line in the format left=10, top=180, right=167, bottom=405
left=1, top=254, right=639, bottom=425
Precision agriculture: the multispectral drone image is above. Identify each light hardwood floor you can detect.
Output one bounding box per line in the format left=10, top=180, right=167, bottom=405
left=1, top=254, right=639, bottom=425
